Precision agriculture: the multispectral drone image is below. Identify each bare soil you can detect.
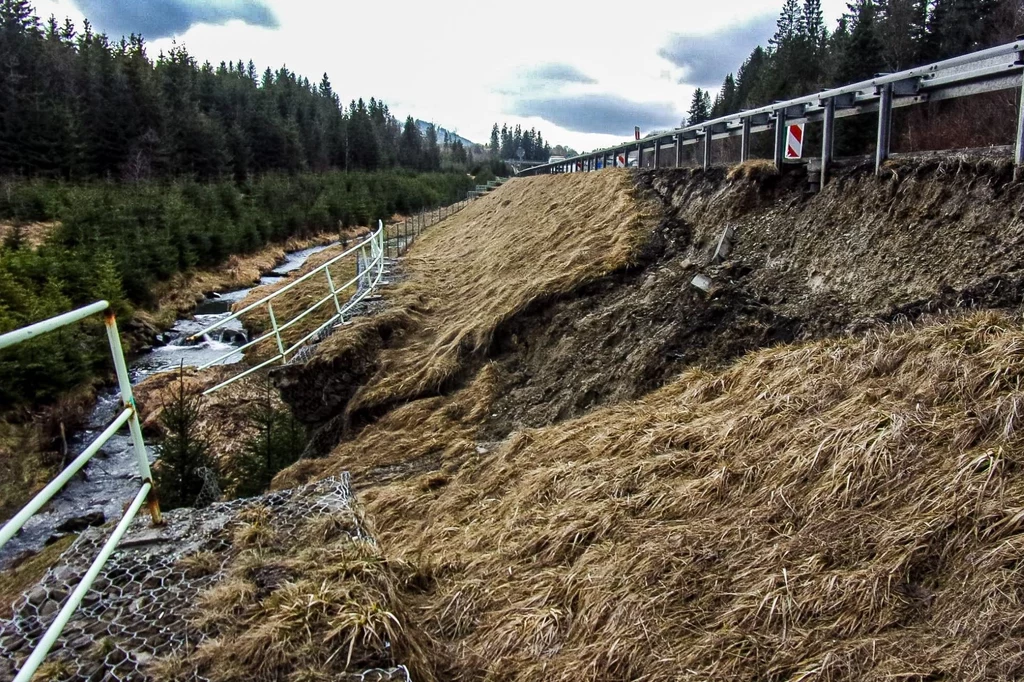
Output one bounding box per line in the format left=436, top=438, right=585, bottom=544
left=282, top=156, right=1024, bottom=450
left=479, top=155, right=1024, bottom=436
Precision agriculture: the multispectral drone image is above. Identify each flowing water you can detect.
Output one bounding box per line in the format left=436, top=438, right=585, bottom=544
left=0, top=243, right=335, bottom=566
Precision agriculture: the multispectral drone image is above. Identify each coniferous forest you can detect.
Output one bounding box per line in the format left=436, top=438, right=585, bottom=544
left=0, top=0, right=489, bottom=407
left=683, top=0, right=1020, bottom=155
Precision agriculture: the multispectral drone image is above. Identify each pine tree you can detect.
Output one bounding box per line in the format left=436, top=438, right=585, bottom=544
left=234, top=379, right=306, bottom=498
left=154, top=366, right=217, bottom=510
left=877, top=0, right=927, bottom=69
left=489, top=123, right=500, bottom=158
left=687, top=88, right=712, bottom=125
left=839, top=0, right=885, bottom=83
left=500, top=124, right=512, bottom=159
left=347, top=98, right=379, bottom=170
left=711, top=74, right=738, bottom=117
left=424, top=122, right=441, bottom=171
left=397, top=116, right=423, bottom=169
left=734, top=47, right=769, bottom=108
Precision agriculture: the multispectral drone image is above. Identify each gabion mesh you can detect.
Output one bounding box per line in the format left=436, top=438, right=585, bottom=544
left=192, top=467, right=222, bottom=509
left=0, top=473, right=405, bottom=682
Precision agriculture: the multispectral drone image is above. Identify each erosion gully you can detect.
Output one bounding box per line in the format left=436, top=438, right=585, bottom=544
left=0, top=242, right=336, bottom=567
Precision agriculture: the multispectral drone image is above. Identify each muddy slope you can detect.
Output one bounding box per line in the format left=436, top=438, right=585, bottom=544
left=282, top=157, right=1024, bottom=451
left=483, top=156, right=1024, bottom=437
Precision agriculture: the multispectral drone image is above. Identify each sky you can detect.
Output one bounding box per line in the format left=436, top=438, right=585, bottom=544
left=34, top=0, right=849, bottom=153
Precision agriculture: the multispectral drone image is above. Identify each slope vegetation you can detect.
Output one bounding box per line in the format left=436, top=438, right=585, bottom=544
left=276, top=171, right=653, bottom=453
left=358, top=311, right=1024, bottom=681
left=221, top=159, right=1024, bottom=680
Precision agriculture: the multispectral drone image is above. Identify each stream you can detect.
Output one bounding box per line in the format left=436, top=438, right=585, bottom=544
left=0, top=242, right=335, bottom=566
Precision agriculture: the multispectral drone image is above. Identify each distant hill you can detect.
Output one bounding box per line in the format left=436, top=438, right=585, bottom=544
left=415, top=120, right=476, bottom=147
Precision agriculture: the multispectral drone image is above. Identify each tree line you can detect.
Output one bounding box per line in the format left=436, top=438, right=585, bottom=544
left=489, top=123, right=554, bottom=161
left=685, top=0, right=1017, bottom=151
left=0, top=0, right=481, bottom=180
left=0, top=0, right=487, bottom=409
left=0, top=170, right=474, bottom=407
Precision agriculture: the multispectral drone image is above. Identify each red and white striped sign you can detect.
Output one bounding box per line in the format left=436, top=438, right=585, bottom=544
left=616, top=153, right=626, bottom=167
left=786, top=123, right=804, bottom=160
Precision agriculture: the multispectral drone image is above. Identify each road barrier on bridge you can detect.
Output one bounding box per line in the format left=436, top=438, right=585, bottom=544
left=520, top=40, right=1024, bottom=184
left=0, top=301, right=162, bottom=682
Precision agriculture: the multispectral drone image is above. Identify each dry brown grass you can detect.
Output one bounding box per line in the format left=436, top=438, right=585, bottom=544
left=311, top=171, right=653, bottom=416
left=0, top=221, right=57, bottom=249
left=727, top=158, right=779, bottom=181
left=180, top=508, right=433, bottom=682
left=280, top=310, right=1024, bottom=681
left=0, top=383, right=97, bottom=524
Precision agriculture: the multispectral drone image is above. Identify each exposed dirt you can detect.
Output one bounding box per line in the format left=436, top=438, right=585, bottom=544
left=275, top=171, right=652, bottom=456
left=486, top=156, right=1024, bottom=436
left=281, top=156, right=1024, bottom=450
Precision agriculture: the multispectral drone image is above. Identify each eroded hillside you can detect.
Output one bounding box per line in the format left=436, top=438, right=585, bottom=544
left=262, top=158, right=1024, bottom=681
left=8, top=158, right=1024, bottom=682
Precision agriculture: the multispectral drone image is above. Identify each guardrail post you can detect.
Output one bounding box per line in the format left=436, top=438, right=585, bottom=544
left=267, top=301, right=286, bottom=361
left=103, top=310, right=162, bottom=526
left=740, top=117, right=751, bottom=162
left=674, top=134, right=683, bottom=167
left=1016, top=58, right=1024, bottom=171
left=325, top=266, right=343, bottom=316
left=654, top=139, right=661, bottom=169
left=703, top=128, right=713, bottom=170
left=773, top=109, right=786, bottom=169
left=876, top=81, right=893, bottom=175
left=822, top=96, right=835, bottom=186
left=637, top=141, right=643, bottom=168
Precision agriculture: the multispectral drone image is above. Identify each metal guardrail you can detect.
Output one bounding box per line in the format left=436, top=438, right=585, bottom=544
left=519, top=40, right=1024, bottom=183
left=192, top=220, right=386, bottom=395
left=0, top=301, right=162, bottom=682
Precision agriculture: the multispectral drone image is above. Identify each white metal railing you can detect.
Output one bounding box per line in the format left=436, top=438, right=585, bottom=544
left=0, top=301, right=162, bottom=682
left=191, top=220, right=386, bottom=395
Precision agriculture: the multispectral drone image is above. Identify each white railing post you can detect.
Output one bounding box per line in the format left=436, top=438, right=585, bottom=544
left=267, top=301, right=286, bottom=362
left=103, top=310, right=161, bottom=525
left=325, top=267, right=343, bottom=316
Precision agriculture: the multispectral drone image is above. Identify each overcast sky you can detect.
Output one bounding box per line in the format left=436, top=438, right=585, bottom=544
left=35, top=0, right=848, bottom=152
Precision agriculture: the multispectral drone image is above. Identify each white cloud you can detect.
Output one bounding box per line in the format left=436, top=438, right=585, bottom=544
left=40, top=0, right=850, bottom=152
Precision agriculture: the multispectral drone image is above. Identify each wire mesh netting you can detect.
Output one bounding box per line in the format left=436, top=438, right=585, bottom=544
left=0, top=474, right=409, bottom=682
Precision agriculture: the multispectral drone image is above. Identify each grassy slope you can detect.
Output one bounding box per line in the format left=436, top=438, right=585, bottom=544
left=275, top=170, right=654, bottom=458
left=297, top=311, right=1024, bottom=681
left=256, top=168, right=1024, bottom=680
